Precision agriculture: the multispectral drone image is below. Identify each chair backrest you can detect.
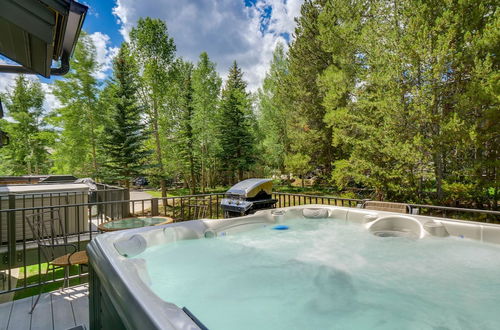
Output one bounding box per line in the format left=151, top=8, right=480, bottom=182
left=25, top=209, right=68, bottom=262
left=363, top=201, right=410, bottom=214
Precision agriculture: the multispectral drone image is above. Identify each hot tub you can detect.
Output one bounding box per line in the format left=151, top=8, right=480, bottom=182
left=97, top=216, right=173, bottom=232
left=87, top=205, right=500, bottom=330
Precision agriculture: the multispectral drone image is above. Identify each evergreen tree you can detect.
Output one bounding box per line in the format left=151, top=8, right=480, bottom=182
left=316, top=0, right=498, bottom=204
left=219, top=61, right=255, bottom=184
left=192, top=52, right=222, bottom=191
left=52, top=31, right=103, bottom=178
left=0, top=76, right=53, bottom=175
left=101, top=43, right=150, bottom=188
left=257, top=43, right=290, bottom=174
left=130, top=17, right=176, bottom=197
left=285, top=0, right=333, bottom=180
left=285, top=153, right=311, bottom=188
left=169, top=60, right=198, bottom=194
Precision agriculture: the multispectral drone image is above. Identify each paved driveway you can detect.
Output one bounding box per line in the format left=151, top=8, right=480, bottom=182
left=129, top=190, right=154, bottom=213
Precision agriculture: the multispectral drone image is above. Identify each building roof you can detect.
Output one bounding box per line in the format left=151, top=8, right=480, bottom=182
left=0, top=183, right=89, bottom=195
left=0, top=0, right=88, bottom=77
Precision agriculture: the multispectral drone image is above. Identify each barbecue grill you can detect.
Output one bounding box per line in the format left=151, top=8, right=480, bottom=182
left=221, top=178, right=278, bottom=218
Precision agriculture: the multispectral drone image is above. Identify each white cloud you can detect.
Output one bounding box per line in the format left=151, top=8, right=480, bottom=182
left=88, top=32, right=120, bottom=80
left=0, top=58, right=59, bottom=115
left=40, top=83, right=61, bottom=113
left=112, top=0, right=304, bottom=91
left=0, top=72, right=59, bottom=117
left=0, top=59, right=18, bottom=97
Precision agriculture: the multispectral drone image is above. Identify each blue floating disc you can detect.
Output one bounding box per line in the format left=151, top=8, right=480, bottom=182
left=273, top=225, right=289, bottom=230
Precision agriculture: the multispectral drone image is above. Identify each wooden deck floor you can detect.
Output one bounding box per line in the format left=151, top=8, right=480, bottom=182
left=0, top=284, right=88, bottom=330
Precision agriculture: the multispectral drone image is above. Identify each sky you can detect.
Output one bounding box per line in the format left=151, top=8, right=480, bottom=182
left=0, top=0, right=303, bottom=113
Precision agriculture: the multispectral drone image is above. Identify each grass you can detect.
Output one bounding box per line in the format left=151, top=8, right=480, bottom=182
left=14, top=262, right=86, bottom=300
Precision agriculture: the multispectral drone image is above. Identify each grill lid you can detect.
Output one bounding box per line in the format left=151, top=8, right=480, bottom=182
left=225, top=178, right=273, bottom=198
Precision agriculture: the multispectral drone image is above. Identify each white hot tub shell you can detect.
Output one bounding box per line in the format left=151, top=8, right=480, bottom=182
left=87, top=205, right=500, bottom=330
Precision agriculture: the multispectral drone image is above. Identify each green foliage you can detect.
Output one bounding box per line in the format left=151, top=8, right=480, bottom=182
left=284, top=0, right=336, bottom=179
left=257, top=43, right=289, bottom=173
left=254, top=0, right=499, bottom=208
left=218, top=62, right=256, bottom=183
left=51, top=31, right=104, bottom=178
left=0, top=76, right=54, bottom=175
left=101, top=42, right=151, bottom=187
left=285, top=153, right=312, bottom=188
left=2, top=8, right=494, bottom=210
left=442, top=182, right=474, bottom=204
left=170, top=60, right=198, bottom=193
left=130, top=17, right=177, bottom=196
left=192, top=52, right=223, bottom=190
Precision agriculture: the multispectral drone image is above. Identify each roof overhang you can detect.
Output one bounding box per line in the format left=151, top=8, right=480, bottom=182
left=0, top=0, right=88, bottom=78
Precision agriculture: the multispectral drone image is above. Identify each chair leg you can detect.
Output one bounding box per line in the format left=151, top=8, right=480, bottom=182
left=30, top=264, right=51, bottom=314
left=30, top=285, right=43, bottom=314
left=62, top=266, right=69, bottom=290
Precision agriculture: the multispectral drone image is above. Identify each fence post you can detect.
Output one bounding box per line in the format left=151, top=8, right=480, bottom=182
left=122, top=189, right=130, bottom=218
left=151, top=198, right=159, bottom=216
left=7, top=195, right=16, bottom=268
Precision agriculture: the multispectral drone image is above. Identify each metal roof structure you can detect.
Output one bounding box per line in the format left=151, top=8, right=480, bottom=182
left=0, top=183, right=88, bottom=194
left=0, top=0, right=88, bottom=78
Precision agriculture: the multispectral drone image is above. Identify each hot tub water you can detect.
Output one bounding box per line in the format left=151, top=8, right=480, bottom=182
left=133, top=218, right=500, bottom=330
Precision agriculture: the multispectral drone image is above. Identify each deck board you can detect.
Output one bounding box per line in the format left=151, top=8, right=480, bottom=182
left=51, top=291, right=76, bottom=330
left=69, top=287, right=89, bottom=328
left=0, top=284, right=88, bottom=330
left=7, top=295, right=32, bottom=330
left=30, top=294, right=53, bottom=330
left=0, top=297, right=13, bottom=330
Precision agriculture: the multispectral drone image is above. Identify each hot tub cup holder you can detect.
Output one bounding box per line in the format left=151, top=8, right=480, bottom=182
left=204, top=230, right=216, bottom=238
left=271, top=210, right=286, bottom=222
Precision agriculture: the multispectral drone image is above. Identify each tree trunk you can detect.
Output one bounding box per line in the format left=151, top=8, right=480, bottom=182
left=88, top=102, right=99, bottom=179
left=200, top=144, right=206, bottom=193
left=433, top=152, right=444, bottom=201
left=151, top=103, right=166, bottom=197
left=189, top=154, right=196, bottom=195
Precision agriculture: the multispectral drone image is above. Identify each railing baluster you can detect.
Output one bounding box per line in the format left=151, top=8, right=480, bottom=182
left=0, top=190, right=498, bottom=297
left=216, top=195, right=220, bottom=218
left=180, top=198, right=184, bottom=221
left=209, top=195, right=213, bottom=218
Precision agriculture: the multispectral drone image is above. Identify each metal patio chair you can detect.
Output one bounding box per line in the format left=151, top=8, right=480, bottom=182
left=25, top=208, right=88, bottom=313
left=362, top=201, right=411, bottom=214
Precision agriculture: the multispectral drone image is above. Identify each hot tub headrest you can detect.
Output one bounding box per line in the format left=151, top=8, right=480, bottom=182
left=303, top=208, right=329, bottom=219
left=114, top=234, right=147, bottom=257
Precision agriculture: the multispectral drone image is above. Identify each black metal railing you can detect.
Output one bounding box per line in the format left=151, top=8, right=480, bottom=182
left=273, top=192, right=500, bottom=223
left=408, top=202, right=500, bottom=223
left=0, top=191, right=498, bottom=299
left=272, top=192, right=364, bottom=208
left=0, top=192, right=227, bottom=297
